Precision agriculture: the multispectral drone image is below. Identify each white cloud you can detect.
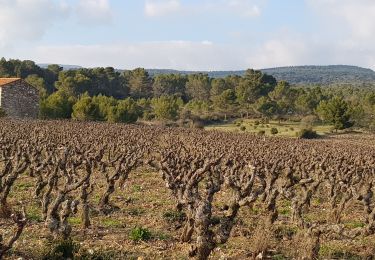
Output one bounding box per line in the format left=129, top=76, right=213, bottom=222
left=306, top=0, right=375, bottom=69
left=27, top=41, right=248, bottom=70
left=145, top=0, right=181, bottom=17
left=308, top=0, right=375, bottom=40
left=76, top=0, right=113, bottom=25
left=17, top=37, right=319, bottom=71
left=0, top=0, right=69, bottom=48
left=221, top=0, right=261, bottom=17
left=251, top=39, right=309, bottom=68
left=144, top=0, right=261, bottom=18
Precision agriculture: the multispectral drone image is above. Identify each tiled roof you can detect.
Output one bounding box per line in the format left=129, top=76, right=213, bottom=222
left=0, top=78, right=21, bottom=87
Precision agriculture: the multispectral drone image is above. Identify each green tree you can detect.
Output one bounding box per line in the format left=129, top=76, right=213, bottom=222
left=25, top=74, right=48, bottom=98
left=108, top=98, right=140, bottom=123
left=185, top=74, right=211, bottom=101
left=125, top=68, right=152, bottom=99
left=316, top=96, right=353, bottom=131
left=55, top=70, right=91, bottom=96
left=71, top=93, right=100, bottom=121
left=151, top=96, right=183, bottom=120
left=212, top=89, right=237, bottom=120
left=152, top=74, right=187, bottom=98
left=91, top=95, right=118, bottom=121
left=40, top=90, right=76, bottom=119
left=210, top=78, right=229, bottom=99
left=255, top=97, right=279, bottom=118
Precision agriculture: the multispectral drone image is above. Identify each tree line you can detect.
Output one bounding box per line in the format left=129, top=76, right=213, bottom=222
left=1, top=58, right=375, bottom=130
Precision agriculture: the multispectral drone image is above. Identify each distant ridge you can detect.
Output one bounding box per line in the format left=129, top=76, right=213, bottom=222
left=261, top=65, right=375, bottom=85
left=38, top=63, right=83, bottom=70
left=147, top=65, right=375, bottom=85
left=38, top=64, right=375, bottom=85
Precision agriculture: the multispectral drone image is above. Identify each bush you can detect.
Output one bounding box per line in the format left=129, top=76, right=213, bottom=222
left=258, top=130, right=265, bottom=136
left=270, top=128, right=278, bottom=135
left=129, top=227, right=151, bottom=241
left=297, top=128, right=319, bottom=139
left=254, top=120, right=260, bottom=126
left=240, top=126, right=246, bottom=131
left=42, top=239, right=79, bottom=260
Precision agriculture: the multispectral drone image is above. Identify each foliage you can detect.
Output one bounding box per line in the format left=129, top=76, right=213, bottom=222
left=108, top=98, right=140, bottom=123
left=152, top=74, right=187, bottom=98
left=270, top=128, right=278, bottom=135
left=151, top=95, right=183, bottom=120
left=186, top=73, right=211, bottom=101
left=42, top=239, right=79, bottom=260
left=316, top=97, right=353, bottom=130
left=72, top=92, right=101, bottom=121
left=297, top=128, right=319, bottom=139
left=129, top=227, right=152, bottom=242
left=40, top=90, right=76, bottom=119
left=2, top=57, right=375, bottom=129
left=124, top=68, right=152, bottom=99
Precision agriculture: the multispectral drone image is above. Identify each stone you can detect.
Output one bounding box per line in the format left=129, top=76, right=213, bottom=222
left=0, top=78, right=39, bottom=118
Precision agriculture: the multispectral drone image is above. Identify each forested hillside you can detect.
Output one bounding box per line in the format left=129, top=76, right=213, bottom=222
left=148, top=65, right=375, bottom=86
left=37, top=64, right=375, bottom=86
left=261, top=65, right=375, bottom=85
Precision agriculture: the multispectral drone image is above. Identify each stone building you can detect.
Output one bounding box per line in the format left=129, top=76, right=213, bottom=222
left=0, top=78, right=39, bottom=118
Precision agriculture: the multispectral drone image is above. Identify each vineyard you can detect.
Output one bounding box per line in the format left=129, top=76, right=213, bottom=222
left=1, top=119, right=375, bottom=259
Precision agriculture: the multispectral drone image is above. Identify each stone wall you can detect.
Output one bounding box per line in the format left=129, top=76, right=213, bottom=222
left=0, top=80, right=39, bottom=118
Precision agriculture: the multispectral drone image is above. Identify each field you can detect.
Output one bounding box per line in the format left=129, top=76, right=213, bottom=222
left=1, top=119, right=375, bottom=259
left=205, top=119, right=334, bottom=137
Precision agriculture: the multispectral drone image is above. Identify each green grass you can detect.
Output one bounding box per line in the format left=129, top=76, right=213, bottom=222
left=205, top=119, right=333, bottom=138
left=129, top=227, right=152, bottom=242
left=101, top=218, right=125, bottom=228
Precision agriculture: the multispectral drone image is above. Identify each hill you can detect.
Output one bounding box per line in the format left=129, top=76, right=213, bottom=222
left=37, top=63, right=375, bottom=85
left=261, top=65, right=375, bottom=85
left=147, top=65, right=375, bottom=85
left=38, top=63, right=83, bottom=70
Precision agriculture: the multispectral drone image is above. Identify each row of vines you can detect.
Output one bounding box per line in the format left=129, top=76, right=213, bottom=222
left=1, top=119, right=375, bottom=259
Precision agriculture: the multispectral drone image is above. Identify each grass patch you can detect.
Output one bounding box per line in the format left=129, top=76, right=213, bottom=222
left=27, top=204, right=43, bottom=222
left=102, top=218, right=124, bottom=228
left=68, top=217, right=82, bottom=226
left=129, top=227, right=152, bottom=242
left=205, top=119, right=333, bottom=138
left=344, top=221, right=365, bottom=229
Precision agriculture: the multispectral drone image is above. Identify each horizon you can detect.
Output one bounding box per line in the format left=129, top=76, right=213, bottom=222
left=1, top=1, right=375, bottom=70
left=35, top=63, right=375, bottom=72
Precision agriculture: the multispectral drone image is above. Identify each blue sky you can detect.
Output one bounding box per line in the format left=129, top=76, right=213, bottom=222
left=1, top=0, right=375, bottom=70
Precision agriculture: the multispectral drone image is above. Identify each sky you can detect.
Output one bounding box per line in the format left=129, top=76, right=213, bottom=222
left=1, top=0, right=375, bottom=70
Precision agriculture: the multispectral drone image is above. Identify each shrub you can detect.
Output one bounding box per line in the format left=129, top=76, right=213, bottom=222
left=254, top=120, right=260, bottom=126
left=297, top=128, right=319, bottom=139
left=258, top=130, right=265, bottom=136
left=240, top=126, right=246, bottom=131
left=42, top=239, right=79, bottom=260
left=129, top=227, right=151, bottom=241
left=270, top=128, right=278, bottom=135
